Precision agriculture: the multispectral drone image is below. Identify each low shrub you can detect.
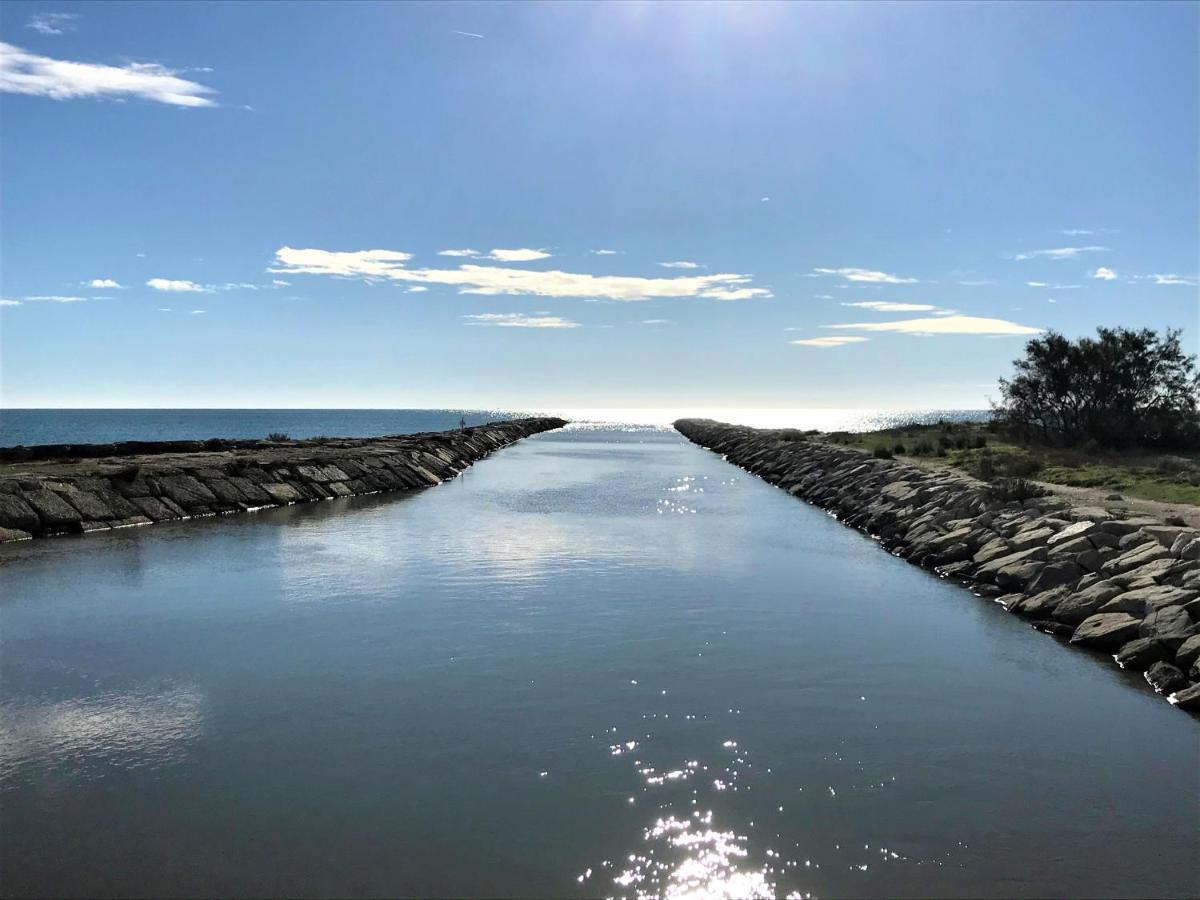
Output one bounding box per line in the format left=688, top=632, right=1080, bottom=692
left=911, top=438, right=935, bottom=456
left=893, top=442, right=907, bottom=455
left=266, top=432, right=290, bottom=442
left=984, top=477, right=1049, bottom=503
left=872, top=446, right=894, bottom=459
left=779, top=428, right=806, bottom=442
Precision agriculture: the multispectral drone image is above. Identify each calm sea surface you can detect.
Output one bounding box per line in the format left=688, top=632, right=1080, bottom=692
left=0, top=408, right=991, bottom=446
left=1, top=425, right=1196, bottom=898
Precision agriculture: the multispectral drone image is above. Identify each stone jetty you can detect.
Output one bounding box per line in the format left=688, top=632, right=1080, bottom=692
left=675, top=418, right=1200, bottom=713
left=0, top=418, right=566, bottom=544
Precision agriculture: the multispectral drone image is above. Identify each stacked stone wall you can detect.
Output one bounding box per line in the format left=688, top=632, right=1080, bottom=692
left=0, top=418, right=565, bottom=543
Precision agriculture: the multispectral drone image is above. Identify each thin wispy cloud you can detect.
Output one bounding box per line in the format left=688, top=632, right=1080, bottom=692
left=957, top=279, right=995, bottom=286
left=811, top=267, right=918, bottom=284
left=404, top=286, right=429, bottom=293
left=790, top=336, right=870, bottom=348
left=824, top=315, right=1040, bottom=336
left=659, top=261, right=701, bottom=269
left=270, top=246, right=772, bottom=302
left=1025, top=281, right=1080, bottom=289
left=1150, top=273, right=1198, bottom=286
left=146, top=278, right=210, bottom=293
left=25, top=294, right=85, bottom=302
left=27, top=12, right=78, bottom=35
left=0, top=299, right=22, bottom=307
left=272, top=279, right=290, bottom=286
left=640, top=319, right=669, bottom=324
left=451, top=30, right=484, bottom=38
left=760, top=196, right=770, bottom=202
left=463, top=313, right=579, bottom=329
left=188, top=309, right=206, bottom=315
left=486, top=248, right=551, bottom=262
left=436, top=248, right=551, bottom=262
left=0, top=42, right=218, bottom=107
left=1091, top=267, right=1117, bottom=281
left=88, top=278, right=122, bottom=289
left=840, top=301, right=941, bottom=313
left=1012, top=245, right=1108, bottom=261
left=1058, top=228, right=1094, bottom=236
left=591, top=249, right=619, bottom=255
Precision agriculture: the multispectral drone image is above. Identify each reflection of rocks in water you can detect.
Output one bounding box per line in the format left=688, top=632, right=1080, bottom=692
left=0, top=683, right=205, bottom=779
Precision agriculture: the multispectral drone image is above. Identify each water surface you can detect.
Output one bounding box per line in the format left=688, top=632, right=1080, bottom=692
left=1, top=426, right=1195, bottom=898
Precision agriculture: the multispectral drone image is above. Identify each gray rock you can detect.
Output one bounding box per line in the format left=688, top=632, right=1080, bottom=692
left=0, top=526, right=33, bottom=542
left=1026, top=560, right=1085, bottom=594
left=1052, top=581, right=1125, bottom=625
left=1101, top=541, right=1171, bottom=578
left=1141, top=525, right=1187, bottom=548
left=1168, top=682, right=1200, bottom=711
left=973, top=536, right=1015, bottom=565
left=976, top=546, right=1046, bottom=583
left=1138, top=606, right=1196, bottom=646
left=23, top=488, right=83, bottom=529
left=1114, top=638, right=1171, bottom=671
left=1144, top=661, right=1189, bottom=695
left=1070, top=613, right=1142, bottom=651
left=1174, top=634, right=1200, bottom=671
left=0, top=493, right=41, bottom=533
left=1098, top=585, right=1198, bottom=617
left=1172, top=536, right=1200, bottom=561
left=1047, top=520, right=1100, bottom=547
left=1013, top=586, right=1072, bottom=618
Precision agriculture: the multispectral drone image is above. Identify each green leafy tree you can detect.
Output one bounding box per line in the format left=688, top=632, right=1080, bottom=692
left=997, top=327, right=1200, bottom=448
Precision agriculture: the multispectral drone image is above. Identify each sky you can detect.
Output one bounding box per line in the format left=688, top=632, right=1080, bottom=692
left=1, top=0, right=1197, bottom=410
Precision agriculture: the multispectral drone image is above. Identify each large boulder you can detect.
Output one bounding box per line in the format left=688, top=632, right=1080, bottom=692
left=1101, top=541, right=1171, bottom=578
left=1052, top=581, right=1125, bottom=625
left=1168, top=682, right=1200, bottom=711
left=1138, top=606, right=1196, bottom=647
left=1098, top=585, right=1198, bottom=618
left=1071, top=614, right=1142, bottom=651
left=1047, top=520, right=1100, bottom=547
left=973, top=536, right=1015, bottom=565
left=0, top=493, right=41, bottom=533
left=1025, top=560, right=1085, bottom=594
left=976, top=546, right=1046, bottom=583
left=1144, top=661, right=1189, bottom=695
left=1114, top=638, right=1172, bottom=671
left=1012, top=586, right=1072, bottom=618
left=1174, top=634, right=1200, bottom=671
left=1171, top=534, right=1200, bottom=561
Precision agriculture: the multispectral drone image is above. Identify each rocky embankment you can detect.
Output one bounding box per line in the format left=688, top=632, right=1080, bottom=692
left=675, top=419, right=1200, bottom=713
left=0, top=418, right=566, bottom=544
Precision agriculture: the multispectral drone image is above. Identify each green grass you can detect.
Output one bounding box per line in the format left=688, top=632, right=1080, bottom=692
left=821, top=420, right=1200, bottom=506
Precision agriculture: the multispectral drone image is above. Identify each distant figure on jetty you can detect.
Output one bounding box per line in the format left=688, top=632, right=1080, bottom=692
left=459, top=415, right=467, bottom=431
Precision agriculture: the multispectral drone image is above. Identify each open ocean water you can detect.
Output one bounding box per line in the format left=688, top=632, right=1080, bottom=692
left=0, top=408, right=992, bottom=446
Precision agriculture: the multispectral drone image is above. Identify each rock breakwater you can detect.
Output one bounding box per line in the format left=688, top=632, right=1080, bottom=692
left=675, top=418, right=1200, bottom=713
left=0, top=418, right=565, bottom=544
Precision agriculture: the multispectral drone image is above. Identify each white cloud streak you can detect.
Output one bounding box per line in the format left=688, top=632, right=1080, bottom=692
left=840, top=301, right=941, bottom=312
left=1151, top=273, right=1198, bottom=286
left=26, top=13, right=78, bottom=35
left=811, top=267, right=918, bottom=284
left=270, top=246, right=772, bottom=302
left=0, top=299, right=22, bottom=307
left=1012, top=246, right=1108, bottom=261
left=591, top=249, right=619, bottom=255
left=659, top=261, right=701, bottom=269
left=1092, top=267, right=1118, bottom=281
left=790, top=336, right=870, bottom=348
left=0, top=42, right=217, bottom=107
left=89, top=278, right=122, bottom=289
left=25, top=294, right=85, bottom=302
left=823, top=315, right=1041, bottom=336
left=463, top=313, right=579, bottom=328
left=146, top=278, right=210, bottom=293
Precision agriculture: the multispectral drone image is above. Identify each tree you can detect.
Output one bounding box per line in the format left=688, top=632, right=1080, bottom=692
left=996, top=327, right=1200, bottom=449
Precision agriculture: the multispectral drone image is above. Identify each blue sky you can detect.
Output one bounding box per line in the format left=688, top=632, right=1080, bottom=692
left=1, top=0, right=1197, bottom=410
